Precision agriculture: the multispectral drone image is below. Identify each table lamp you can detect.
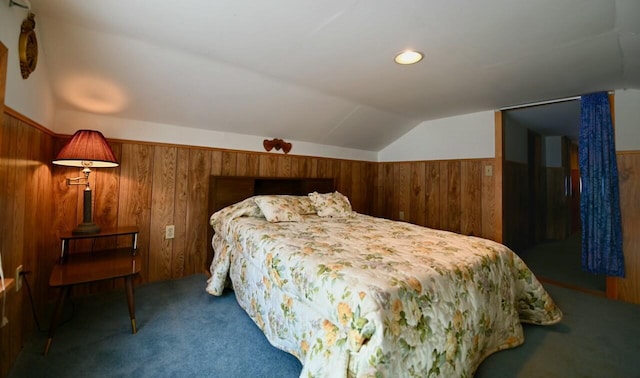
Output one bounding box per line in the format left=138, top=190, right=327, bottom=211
left=52, top=130, right=119, bottom=235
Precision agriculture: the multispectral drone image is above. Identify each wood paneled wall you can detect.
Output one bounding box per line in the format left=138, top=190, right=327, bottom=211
left=0, top=111, right=55, bottom=378
left=545, top=167, right=570, bottom=240
left=2, top=107, right=640, bottom=377
left=374, top=158, right=497, bottom=241
left=49, top=140, right=377, bottom=289
left=503, top=161, right=529, bottom=252
left=616, top=152, right=640, bottom=304
left=0, top=42, right=5, bottom=118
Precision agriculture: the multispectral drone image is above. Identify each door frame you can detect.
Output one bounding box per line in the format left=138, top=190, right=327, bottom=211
left=494, top=101, right=617, bottom=299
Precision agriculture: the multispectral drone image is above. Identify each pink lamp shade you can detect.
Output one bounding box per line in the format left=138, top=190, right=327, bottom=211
left=52, top=130, right=119, bottom=167
left=52, top=130, right=118, bottom=235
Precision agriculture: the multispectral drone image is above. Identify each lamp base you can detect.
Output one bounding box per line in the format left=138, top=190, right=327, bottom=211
left=72, top=222, right=101, bottom=235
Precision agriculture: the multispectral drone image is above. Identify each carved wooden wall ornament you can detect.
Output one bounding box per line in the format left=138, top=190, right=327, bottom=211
left=19, top=13, right=38, bottom=79
left=263, top=138, right=292, bottom=154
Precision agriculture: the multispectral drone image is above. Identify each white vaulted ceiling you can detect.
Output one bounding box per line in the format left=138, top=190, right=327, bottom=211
left=26, top=0, right=640, bottom=151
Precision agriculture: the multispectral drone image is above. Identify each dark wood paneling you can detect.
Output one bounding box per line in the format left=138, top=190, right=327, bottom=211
left=616, top=152, right=640, bottom=304
left=0, top=110, right=55, bottom=377
left=371, top=163, right=384, bottom=218
left=425, top=162, right=440, bottom=230
left=376, top=158, right=496, bottom=241
left=117, top=143, right=153, bottom=283
left=172, top=148, right=189, bottom=278
left=0, top=42, right=5, bottom=118
left=383, top=163, right=394, bottom=219
left=149, top=146, right=176, bottom=281
left=395, top=163, right=410, bottom=222
left=185, top=149, right=212, bottom=275
left=461, top=160, right=482, bottom=236
left=481, top=161, right=496, bottom=241
left=440, top=161, right=461, bottom=233
left=503, top=160, right=530, bottom=252
left=277, top=155, right=292, bottom=176
left=409, top=162, right=426, bottom=226
left=0, top=115, right=25, bottom=378
left=5, top=91, right=640, bottom=378
left=0, top=108, right=503, bottom=378
left=258, top=154, right=278, bottom=176
left=545, top=167, right=568, bottom=240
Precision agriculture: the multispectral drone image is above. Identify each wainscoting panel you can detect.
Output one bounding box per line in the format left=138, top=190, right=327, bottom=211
left=616, top=152, right=640, bottom=304
left=375, top=158, right=496, bottom=241
left=546, top=166, right=570, bottom=240
left=185, top=148, right=212, bottom=277
left=461, top=160, right=482, bottom=236
left=0, top=111, right=55, bottom=377
left=48, top=139, right=377, bottom=293
left=503, top=161, right=529, bottom=251
left=117, top=143, right=153, bottom=285
left=4, top=105, right=640, bottom=378
left=149, top=146, right=178, bottom=282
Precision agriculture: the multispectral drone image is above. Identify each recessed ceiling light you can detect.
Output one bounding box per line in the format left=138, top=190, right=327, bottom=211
left=394, top=50, right=424, bottom=65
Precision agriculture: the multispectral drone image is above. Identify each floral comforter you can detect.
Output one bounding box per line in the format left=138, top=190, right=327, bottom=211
left=206, top=199, right=562, bottom=377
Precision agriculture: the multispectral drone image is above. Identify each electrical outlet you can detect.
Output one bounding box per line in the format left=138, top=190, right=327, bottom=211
left=165, top=225, right=175, bottom=239
left=485, top=165, right=493, bottom=177
left=15, top=265, right=22, bottom=292
left=399, top=211, right=405, bottom=220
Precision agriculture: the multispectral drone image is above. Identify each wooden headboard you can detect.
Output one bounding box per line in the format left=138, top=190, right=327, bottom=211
left=206, top=176, right=336, bottom=259
left=208, top=176, right=336, bottom=215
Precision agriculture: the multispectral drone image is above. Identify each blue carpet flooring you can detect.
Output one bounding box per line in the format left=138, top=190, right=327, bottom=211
left=516, top=234, right=606, bottom=293
left=9, top=274, right=640, bottom=377
left=10, top=275, right=301, bottom=378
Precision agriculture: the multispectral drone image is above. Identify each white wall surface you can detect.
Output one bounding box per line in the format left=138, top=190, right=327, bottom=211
left=378, top=111, right=495, bottom=162
left=54, top=109, right=378, bottom=161
left=615, top=89, right=640, bottom=151
left=0, top=7, right=55, bottom=127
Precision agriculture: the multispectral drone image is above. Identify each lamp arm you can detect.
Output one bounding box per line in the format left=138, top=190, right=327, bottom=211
left=65, top=166, right=92, bottom=190
left=65, top=177, right=87, bottom=184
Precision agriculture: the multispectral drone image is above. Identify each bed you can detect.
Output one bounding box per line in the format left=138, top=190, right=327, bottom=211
left=206, top=176, right=562, bottom=377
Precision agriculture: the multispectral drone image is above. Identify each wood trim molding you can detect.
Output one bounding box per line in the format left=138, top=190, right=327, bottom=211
left=494, top=111, right=504, bottom=243
left=3, top=106, right=55, bottom=136
left=606, top=276, right=618, bottom=300
left=0, top=42, right=7, bottom=122
left=606, top=92, right=619, bottom=300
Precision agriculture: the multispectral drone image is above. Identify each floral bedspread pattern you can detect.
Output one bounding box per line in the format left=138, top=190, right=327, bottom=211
left=207, top=199, right=562, bottom=377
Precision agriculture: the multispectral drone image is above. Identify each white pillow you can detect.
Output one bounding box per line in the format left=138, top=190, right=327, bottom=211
left=285, top=195, right=317, bottom=215
left=308, top=191, right=354, bottom=218
left=254, top=196, right=303, bottom=222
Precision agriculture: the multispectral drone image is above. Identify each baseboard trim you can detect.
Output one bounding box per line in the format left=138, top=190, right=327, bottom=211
left=538, top=276, right=607, bottom=298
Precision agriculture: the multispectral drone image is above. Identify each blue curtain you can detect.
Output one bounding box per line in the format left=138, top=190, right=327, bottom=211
left=579, top=92, right=624, bottom=277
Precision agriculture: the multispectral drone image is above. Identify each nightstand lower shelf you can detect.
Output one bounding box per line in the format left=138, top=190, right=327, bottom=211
left=45, top=248, right=141, bottom=356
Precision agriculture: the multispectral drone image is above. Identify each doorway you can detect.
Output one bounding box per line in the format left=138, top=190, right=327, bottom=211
left=501, top=100, right=606, bottom=294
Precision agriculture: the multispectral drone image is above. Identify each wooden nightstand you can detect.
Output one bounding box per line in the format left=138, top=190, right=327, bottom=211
left=45, top=227, right=141, bottom=355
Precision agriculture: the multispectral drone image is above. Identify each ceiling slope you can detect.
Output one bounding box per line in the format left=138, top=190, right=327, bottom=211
left=28, top=0, right=640, bottom=151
